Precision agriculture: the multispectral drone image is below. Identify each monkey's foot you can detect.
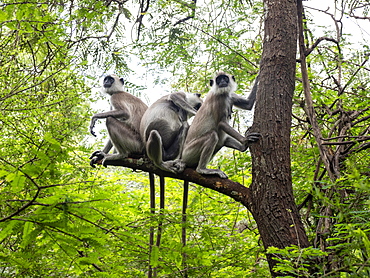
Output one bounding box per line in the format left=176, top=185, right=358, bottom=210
left=196, top=168, right=228, bottom=179
left=89, top=151, right=106, bottom=168
left=161, top=159, right=186, bottom=173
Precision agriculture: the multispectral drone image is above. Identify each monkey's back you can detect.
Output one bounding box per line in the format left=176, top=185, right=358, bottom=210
left=140, top=95, right=182, bottom=143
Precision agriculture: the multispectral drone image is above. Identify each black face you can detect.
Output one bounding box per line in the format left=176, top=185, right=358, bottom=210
left=103, top=76, right=115, bottom=88
left=215, top=75, right=229, bottom=88
left=103, top=76, right=124, bottom=88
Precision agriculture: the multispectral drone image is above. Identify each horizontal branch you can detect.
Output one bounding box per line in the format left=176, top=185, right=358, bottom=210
left=105, top=157, right=252, bottom=208
left=305, top=37, right=339, bottom=57
left=321, top=135, right=370, bottom=141
left=321, top=137, right=370, bottom=145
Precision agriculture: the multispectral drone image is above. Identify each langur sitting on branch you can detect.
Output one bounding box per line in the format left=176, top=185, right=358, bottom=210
left=180, top=72, right=261, bottom=178
left=140, top=91, right=202, bottom=173
left=89, top=74, right=148, bottom=167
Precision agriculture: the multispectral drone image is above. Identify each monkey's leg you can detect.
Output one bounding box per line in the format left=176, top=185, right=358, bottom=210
left=102, top=117, right=143, bottom=165
left=198, top=133, right=228, bottom=178
left=163, top=122, right=189, bottom=161
left=184, top=132, right=228, bottom=178
left=147, top=130, right=186, bottom=173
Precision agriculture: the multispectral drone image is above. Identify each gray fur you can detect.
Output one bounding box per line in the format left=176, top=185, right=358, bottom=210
left=140, top=91, right=202, bottom=173
left=181, top=72, right=260, bottom=178
left=89, top=74, right=148, bottom=167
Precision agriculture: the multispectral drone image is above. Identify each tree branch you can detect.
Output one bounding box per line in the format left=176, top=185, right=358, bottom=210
left=0, top=158, right=41, bottom=223
left=173, top=0, right=197, bottom=26
left=297, top=1, right=338, bottom=181
left=103, top=156, right=252, bottom=208
left=305, top=37, right=339, bottom=57
left=136, top=0, right=150, bottom=39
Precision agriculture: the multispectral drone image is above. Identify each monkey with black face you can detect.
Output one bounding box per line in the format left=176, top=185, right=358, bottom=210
left=140, top=91, right=202, bottom=173
left=181, top=72, right=260, bottom=178
left=89, top=74, right=148, bottom=167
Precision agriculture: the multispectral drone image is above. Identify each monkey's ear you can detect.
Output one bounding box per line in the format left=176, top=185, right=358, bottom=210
left=210, top=80, right=214, bottom=87
left=119, top=78, right=125, bottom=85
left=195, top=93, right=201, bottom=97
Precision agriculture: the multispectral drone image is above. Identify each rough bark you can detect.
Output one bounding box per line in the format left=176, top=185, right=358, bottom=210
left=247, top=0, right=310, bottom=275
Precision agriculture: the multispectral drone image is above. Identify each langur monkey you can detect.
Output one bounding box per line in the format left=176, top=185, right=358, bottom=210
left=89, top=74, right=148, bottom=167
left=140, top=91, right=202, bottom=173
left=181, top=72, right=261, bottom=178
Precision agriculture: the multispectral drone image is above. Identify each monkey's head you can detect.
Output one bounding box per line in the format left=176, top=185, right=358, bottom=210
left=186, top=93, right=203, bottom=111
left=210, top=72, right=237, bottom=95
left=102, top=74, right=125, bottom=95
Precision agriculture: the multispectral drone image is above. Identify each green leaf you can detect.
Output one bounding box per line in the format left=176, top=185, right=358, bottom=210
left=21, top=221, right=34, bottom=248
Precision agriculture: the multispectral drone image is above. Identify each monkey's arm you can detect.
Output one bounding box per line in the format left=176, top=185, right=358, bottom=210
left=232, top=75, right=259, bottom=110
left=89, top=110, right=130, bottom=136
left=168, top=93, right=197, bottom=116
left=218, top=121, right=246, bottom=142
left=219, top=121, right=261, bottom=147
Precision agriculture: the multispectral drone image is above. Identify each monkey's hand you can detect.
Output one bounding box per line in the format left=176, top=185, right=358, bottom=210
left=245, top=132, right=261, bottom=143
left=89, top=118, right=98, bottom=137
left=89, top=151, right=106, bottom=168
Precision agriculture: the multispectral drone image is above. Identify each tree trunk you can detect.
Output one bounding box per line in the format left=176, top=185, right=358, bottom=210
left=248, top=0, right=310, bottom=275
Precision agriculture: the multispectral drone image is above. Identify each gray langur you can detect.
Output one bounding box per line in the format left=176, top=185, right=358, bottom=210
left=180, top=71, right=261, bottom=178
left=140, top=91, right=202, bottom=173
left=89, top=74, right=148, bottom=167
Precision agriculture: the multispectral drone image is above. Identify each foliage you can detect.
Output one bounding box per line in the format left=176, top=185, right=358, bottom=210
left=0, top=0, right=369, bottom=277
left=267, top=245, right=327, bottom=277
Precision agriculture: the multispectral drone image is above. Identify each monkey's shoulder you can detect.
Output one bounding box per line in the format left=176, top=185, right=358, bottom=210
left=110, top=91, right=147, bottom=111
left=111, top=91, right=145, bottom=102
